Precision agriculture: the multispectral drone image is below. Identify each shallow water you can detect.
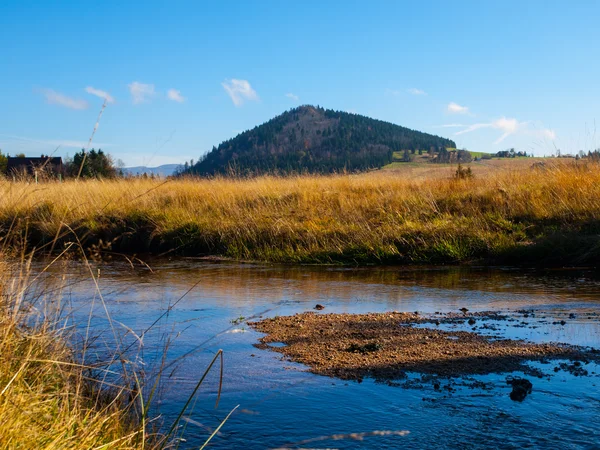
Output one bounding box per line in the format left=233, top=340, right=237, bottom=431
left=32, top=260, right=600, bottom=449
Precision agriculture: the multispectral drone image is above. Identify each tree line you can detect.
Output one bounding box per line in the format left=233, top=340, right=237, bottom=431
left=0, top=148, right=121, bottom=179
left=180, top=105, right=456, bottom=176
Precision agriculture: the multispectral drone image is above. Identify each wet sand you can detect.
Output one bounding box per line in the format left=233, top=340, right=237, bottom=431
left=249, top=311, right=598, bottom=381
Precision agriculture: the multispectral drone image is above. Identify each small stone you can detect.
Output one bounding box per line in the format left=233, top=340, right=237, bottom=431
left=315, top=304, right=325, bottom=310
left=506, top=377, right=533, bottom=402
left=468, top=318, right=476, bottom=326
left=459, top=307, right=469, bottom=314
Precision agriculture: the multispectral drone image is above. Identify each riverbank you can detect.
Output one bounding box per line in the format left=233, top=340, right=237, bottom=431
left=249, top=311, right=600, bottom=382
left=1, top=159, right=599, bottom=266
left=5, top=257, right=600, bottom=448
left=0, top=259, right=163, bottom=448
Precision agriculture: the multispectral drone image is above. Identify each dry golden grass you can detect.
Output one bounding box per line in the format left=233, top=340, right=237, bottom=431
left=0, top=158, right=598, bottom=265
left=0, top=257, right=164, bottom=449
left=382, top=156, right=547, bottom=180
left=0, top=158, right=597, bottom=447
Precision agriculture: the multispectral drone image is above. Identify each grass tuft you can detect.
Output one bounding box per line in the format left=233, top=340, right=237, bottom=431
left=0, top=257, right=165, bottom=449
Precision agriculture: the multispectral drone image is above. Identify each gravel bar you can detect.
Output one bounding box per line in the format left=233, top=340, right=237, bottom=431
left=249, top=311, right=598, bottom=381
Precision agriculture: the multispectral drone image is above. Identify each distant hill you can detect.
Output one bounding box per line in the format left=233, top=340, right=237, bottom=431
left=182, top=105, right=456, bottom=176
left=124, top=164, right=180, bottom=177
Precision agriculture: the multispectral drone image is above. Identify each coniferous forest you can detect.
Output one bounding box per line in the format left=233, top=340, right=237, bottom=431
left=181, top=105, right=456, bottom=176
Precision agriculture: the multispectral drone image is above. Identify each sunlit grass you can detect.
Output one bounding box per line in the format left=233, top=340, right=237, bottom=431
left=0, top=257, right=160, bottom=449
left=0, top=249, right=233, bottom=448
left=0, top=159, right=599, bottom=265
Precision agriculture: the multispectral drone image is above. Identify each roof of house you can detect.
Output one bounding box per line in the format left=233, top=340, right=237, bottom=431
left=6, top=157, right=63, bottom=169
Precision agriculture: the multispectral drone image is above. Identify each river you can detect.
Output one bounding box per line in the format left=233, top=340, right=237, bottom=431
left=30, top=260, right=600, bottom=449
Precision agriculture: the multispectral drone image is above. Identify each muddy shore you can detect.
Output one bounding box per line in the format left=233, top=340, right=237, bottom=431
left=249, top=311, right=598, bottom=381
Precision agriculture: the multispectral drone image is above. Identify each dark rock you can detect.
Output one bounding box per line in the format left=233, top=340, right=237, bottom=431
left=557, top=361, right=589, bottom=376
left=346, top=342, right=382, bottom=354
left=506, top=376, right=533, bottom=402
left=459, top=307, right=469, bottom=314
left=468, top=318, right=476, bottom=326
left=569, top=313, right=576, bottom=319
left=314, top=304, right=325, bottom=310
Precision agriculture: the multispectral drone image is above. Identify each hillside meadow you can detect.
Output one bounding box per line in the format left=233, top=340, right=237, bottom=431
left=0, top=158, right=598, bottom=266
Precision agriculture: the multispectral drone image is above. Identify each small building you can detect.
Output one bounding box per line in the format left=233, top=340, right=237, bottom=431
left=6, top=155, right=64, bottom=178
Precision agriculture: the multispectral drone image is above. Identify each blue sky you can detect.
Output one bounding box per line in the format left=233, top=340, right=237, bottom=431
left=1, top=0, right=599, bottom=166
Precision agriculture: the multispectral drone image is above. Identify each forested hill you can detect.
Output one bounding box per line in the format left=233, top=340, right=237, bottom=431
left=183, top=105, right=456, bottom=175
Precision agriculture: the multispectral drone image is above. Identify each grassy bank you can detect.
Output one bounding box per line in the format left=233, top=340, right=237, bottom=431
left=1, top=160, right=599, bottom=266
left=0, top=258, right=160, bottom=449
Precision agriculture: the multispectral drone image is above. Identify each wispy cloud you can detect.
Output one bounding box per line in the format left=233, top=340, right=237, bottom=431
left=0, top=133, right=108, bottom=149
left=447, top=102, right=469, bottom=114
left=540, top=128, right=556, bottom=140
left=85, top=86, right=115, bottom=103
left=167, top=88, right=186, bottom=103
left=128, top=81, right=155, bottom=104
left=222, top=79, right=259, bottom=106
left=385, top=88, right=402, bottom=96
left=40, top=89, right=88, bottom=110
left=285, top=92, right=299, bottom=101
left=408, top=88, right=427, bottom=95
left=440, top=123, right=465, bottom=128
left=455, top=117, right=555, bottom=144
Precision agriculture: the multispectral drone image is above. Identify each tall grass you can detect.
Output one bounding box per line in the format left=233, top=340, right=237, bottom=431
left=1, top=159, right=599, bottom=266
left=0, top=240, right=237, bottom=448
left=0, top=159, right=599, bottom=265
left=0, top=255, right=161, bottom=448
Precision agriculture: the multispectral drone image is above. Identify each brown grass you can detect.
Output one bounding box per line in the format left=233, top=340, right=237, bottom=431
left=0, top=256, right=165, bottom=449
left=0, top=158, right=598, bottom=265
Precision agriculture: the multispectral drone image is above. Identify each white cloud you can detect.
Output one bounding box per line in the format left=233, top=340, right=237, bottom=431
left=285, top=92, right=299, bottom=101
left=128, top=81, right=155, bottom=104
left=40, top=89, right=88, bottom=110
left=221, top=79, right=258, bottom=106
left=440, top=123, right=465, bottom=128
left=455, top=117, right=555, bottom=144
left=167, top=88, right=186, bottom=103
left=85, top=86, right=115, bottom=103
left=447, top=102, right=469, bottom=114
left=541, top=128, right=556, bottom=140
left=408, top=88, right=426, bottom=95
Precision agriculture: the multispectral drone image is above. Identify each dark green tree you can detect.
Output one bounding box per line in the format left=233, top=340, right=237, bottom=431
left=68, top=148, right=117, bottom=178
left=0, top=150, right=7, bottom=174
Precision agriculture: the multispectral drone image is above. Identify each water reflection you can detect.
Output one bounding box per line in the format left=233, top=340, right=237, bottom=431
left=27, top=260, right=600, bottom=449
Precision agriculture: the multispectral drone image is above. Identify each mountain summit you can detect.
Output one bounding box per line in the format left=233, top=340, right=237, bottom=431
left=185, top=105, right=456, bottom=175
